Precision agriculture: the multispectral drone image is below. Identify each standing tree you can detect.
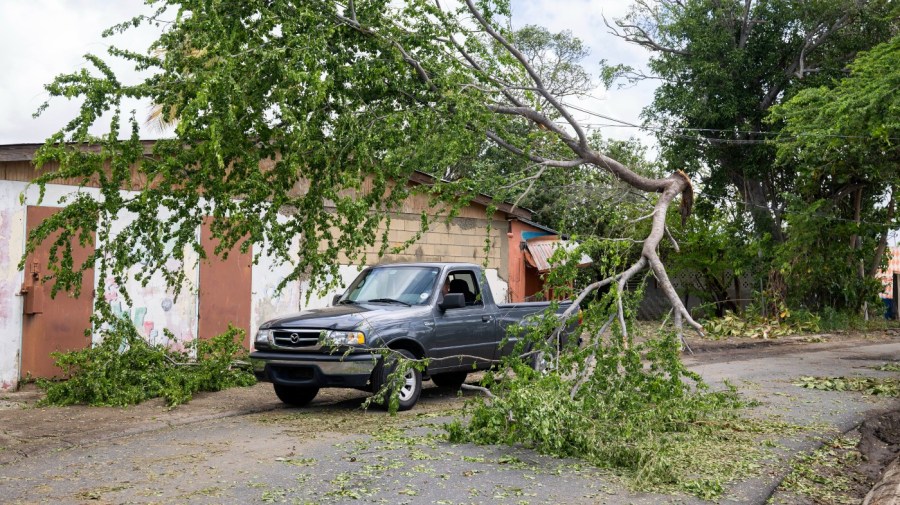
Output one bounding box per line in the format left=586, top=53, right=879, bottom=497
left=607, top=0, right=897, bottom=307
left=769, top=35, right=900, bottom=310
left=30, top=0, right=702, bottom=339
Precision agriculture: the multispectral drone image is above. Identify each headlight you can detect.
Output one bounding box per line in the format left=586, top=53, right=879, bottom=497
left=321, top=330, right=366, bottom=346
left=255, top=329, right=272, bottom=344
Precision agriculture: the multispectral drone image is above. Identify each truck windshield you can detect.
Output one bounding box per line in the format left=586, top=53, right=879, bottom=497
left=340, top=266, right=440, bottom=306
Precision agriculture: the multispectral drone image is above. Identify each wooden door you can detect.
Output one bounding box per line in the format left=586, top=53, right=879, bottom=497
left=20, top=206, right=95, bottom=379
left=198, top=218, right=252, bottom=348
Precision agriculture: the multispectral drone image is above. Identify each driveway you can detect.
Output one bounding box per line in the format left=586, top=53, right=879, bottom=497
left=0, top=334, right=897, bottom=504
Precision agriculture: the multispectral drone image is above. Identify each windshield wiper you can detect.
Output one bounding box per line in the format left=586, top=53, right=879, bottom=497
left=364, top=298, right=411, bottom=306
left=337, top=299, right=357, bottom=305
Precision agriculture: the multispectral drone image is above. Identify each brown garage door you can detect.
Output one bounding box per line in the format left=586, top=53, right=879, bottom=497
left=20, top=206, right=95, bottom=379
left=198, top=218, right=252, bottom=348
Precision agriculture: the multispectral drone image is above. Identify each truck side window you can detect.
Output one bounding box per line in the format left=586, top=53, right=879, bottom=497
left=446, top=271, right=482, bottom=306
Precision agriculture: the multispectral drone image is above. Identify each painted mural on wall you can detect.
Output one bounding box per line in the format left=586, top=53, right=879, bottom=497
left=96, top=207, right=200, bottom=351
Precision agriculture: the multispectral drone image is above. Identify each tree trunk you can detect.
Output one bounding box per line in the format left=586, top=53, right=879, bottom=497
left=851, top=186, right=863, bottom=251
left=869, top=185, right=896, bottom=279
left=728, top=169, right=783, bottom=243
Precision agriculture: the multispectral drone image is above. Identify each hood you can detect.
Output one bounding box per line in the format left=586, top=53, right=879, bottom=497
left=260, top=303, right=422, bottom=330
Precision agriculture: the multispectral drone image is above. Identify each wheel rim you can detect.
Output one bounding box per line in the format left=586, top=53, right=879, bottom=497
left=398, top=369, right=417, bottom=401
left=534, top=350, right=553, bottom=374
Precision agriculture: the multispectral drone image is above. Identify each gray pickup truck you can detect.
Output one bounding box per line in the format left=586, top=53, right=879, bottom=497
left=250, top=262, right=575, bottom=410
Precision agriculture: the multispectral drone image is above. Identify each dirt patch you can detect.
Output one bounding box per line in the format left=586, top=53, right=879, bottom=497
left=859, top=410, right=900, bottom=481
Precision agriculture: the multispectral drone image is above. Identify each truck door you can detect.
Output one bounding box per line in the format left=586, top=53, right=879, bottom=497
left=430, top=269, right=499, bottom=370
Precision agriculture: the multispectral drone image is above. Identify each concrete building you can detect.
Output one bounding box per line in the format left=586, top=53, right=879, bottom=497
left=0, top=142, right=569, bottom=390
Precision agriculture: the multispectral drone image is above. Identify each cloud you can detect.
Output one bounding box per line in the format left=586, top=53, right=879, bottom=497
left=1, top=0, right=660, bottom=153
left=509, top=0, right=659, bottom=150
left=0, top=0, right=159, bottom=143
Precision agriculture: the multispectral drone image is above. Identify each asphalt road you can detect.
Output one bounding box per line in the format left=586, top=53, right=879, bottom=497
left=1, top=337, right=898, bottom=504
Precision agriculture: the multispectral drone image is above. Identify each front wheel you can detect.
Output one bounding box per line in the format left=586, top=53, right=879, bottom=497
left=372, top=349, right=422, bottom=411
left=273, top=384, right=319, bottom=407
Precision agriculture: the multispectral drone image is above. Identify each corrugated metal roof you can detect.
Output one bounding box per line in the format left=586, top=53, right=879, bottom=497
left=524, top=238, right=593, bottom=273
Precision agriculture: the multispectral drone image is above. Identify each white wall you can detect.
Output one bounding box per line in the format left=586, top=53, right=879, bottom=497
left=0, top=180, right=513, bottom=390
left=0, top=182, right=27, bottom=390
left=0, top=182, right=200, bottom=389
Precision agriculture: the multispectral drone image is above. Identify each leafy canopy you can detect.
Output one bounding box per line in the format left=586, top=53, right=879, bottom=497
left=31, top=0, right=505, bottom=297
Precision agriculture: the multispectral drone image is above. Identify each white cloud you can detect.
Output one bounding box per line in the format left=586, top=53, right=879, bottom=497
left=1, top=1, right=659, bottom=151
left=0, top=0, right=160, bottom=144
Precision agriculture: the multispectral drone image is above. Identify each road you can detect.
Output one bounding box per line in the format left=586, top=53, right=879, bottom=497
left=0, top=336, right=898, bottom=504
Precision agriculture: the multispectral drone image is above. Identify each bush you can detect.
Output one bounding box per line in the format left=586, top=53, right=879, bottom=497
left=38, top=317, right=255, bottom=407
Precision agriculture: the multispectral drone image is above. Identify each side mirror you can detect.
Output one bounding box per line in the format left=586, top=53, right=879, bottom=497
left=438, top=293, right=465, bottom=311
left=332, top=294, right=342, bottom=306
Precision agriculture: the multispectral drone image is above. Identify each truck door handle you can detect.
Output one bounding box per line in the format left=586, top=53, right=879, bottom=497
left=482, top=316, right=492, bottom=323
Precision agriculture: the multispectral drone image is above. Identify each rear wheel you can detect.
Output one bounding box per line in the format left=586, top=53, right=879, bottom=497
left=430, top=371, right=468, bottom=390
left=372, top=349, right=421, bottom=411
left=273, top=384, right=319, bottom=407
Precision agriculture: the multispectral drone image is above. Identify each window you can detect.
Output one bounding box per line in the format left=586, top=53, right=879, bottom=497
left=444, top=270, right=481, bottom=306
left=344, top=266, right=440, bottom=305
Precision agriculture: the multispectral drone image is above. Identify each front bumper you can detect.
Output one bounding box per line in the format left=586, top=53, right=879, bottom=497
left=250, top=351, right=377, bottom=390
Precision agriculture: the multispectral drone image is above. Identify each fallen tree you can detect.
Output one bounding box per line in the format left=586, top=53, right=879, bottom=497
left=30, top=0, right=701, bottom=337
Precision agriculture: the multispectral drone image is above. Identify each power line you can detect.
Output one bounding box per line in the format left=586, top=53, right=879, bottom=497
left=701, top=192, right=899, bottom=228
left=562, top=101, right=900, bottom=143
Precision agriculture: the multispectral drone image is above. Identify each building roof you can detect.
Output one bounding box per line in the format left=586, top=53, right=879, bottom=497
left=523, top=236, right=593, bottom=273
left=0, top=141, right=533, bottom=221
left=0, top=141, right=156, bottom=162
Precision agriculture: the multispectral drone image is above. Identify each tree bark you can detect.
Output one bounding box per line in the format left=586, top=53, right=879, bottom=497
left=870, top=185, right=896, bottom=279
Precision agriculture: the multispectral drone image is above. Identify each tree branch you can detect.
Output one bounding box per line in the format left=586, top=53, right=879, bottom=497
left=464, top=0, right=590, bottom=149
left=604, top=15, right=690, bottom=56
left=484, top=130, right=584, bottom=168
left=461, top=383, right=496, bottom=399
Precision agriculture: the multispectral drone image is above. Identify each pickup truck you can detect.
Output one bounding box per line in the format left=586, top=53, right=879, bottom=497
left=250, top=262, right=575, bottom=410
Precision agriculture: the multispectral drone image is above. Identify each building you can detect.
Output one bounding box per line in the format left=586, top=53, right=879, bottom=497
left=0, top=142, right=581, bottom=389
left=877, top=247, right=900, bottom=319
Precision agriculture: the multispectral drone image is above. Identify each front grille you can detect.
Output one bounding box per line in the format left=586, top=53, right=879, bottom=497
left=273, top=330, right=322, bottom=348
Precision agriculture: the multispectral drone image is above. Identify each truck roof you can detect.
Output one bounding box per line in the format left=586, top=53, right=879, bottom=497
left=370, top=262, right=482, bottom=270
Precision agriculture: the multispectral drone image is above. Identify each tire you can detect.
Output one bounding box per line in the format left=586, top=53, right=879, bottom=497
left=430, top=371, right=468, bottom=390
left=372, top=349, right=422, bottom=411
left=273, top=384, right=319, bottom=407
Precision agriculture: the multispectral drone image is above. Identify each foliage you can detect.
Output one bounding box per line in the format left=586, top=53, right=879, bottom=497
left=702, top=307, right=821, bottom=340
left=794, top=376, right=899, bottom=397
left=816, top=306, right=900, bottom=332
left=875, top=362, right=900, bottom=372
left=666, top=204, right=763, bottom=317
left=448, top=328, right=762, bottom=496
left=28, top=0, right=505, bottom=301
left=780, top=434, right=866, bottom=505
left=611, top=0, right=898, bottom=311
left=769, top=34, right=900, bottom=311
left=615, top=0, right=895, bottom=236
left=38, top=313, right=255, bottom=407
left=447, top=246, right=762, bottom=498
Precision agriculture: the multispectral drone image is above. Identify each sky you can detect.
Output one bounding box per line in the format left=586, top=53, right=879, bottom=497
left=0, top=0, right=658, bottom=147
